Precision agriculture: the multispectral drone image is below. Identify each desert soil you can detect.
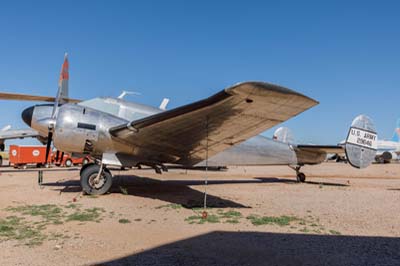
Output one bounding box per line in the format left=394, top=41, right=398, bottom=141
left=0, top=162, right=399, bottom=266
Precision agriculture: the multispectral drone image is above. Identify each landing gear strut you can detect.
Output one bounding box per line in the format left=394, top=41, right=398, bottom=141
left=80, top=163, right=113, bottom=195
left=290, top=165, right=306, bottom=183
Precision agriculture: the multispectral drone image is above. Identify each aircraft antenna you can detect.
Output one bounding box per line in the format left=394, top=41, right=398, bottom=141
left=117, top=90, right=141, bottom=99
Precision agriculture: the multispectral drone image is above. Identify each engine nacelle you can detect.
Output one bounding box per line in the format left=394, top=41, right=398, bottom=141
left=375, top=151, right=397, bottom=163
left=53, top=104, right=128, bottom=156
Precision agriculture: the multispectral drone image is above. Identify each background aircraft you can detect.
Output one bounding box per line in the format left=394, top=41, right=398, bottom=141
left=0, top=125, right=39, bottom=151
left=0, top=55, right=378, bottom=195
left=375, top=119, right=400, bottom=163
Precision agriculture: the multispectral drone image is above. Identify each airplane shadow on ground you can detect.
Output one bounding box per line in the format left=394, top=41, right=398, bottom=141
left=96, top=231, right=400, bottom=266
left=43, top=175, right=347, bottom=208
left=44, top=175, right=260, bottom=208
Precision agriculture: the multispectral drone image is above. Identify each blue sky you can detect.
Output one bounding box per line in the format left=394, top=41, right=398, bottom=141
left=0, top=0, right=399, bottom=146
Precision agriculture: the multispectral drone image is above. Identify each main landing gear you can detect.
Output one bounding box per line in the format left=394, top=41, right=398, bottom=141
left=289, top=165, right=306, bottom=183
left=80, top=163, right=113, bottom=195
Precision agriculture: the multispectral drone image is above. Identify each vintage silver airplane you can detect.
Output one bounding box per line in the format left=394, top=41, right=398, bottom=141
left=0, top=54, right=378, bottom=195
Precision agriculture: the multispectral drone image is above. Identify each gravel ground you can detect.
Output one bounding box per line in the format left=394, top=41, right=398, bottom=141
left=0, top=162, right=399, bottom=265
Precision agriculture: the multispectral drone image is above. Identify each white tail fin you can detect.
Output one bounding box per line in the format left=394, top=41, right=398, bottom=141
left=159, top=98, right=170, bottom=110
left=1, top=125, right=11, bottom=131
left=392, top=119, right=400, bottom=142
left=273, top=127, right=294, bottom=143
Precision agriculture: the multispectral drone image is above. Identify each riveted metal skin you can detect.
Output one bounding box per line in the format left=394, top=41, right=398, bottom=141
left=53, top=104, right=131, bottom=157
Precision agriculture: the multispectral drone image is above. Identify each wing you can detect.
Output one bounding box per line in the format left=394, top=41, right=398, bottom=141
left=110, top=81, right=319, bottom=166
left=0, top=129, right=39, bottom=140
left=0, top=92, right=80, bottom=103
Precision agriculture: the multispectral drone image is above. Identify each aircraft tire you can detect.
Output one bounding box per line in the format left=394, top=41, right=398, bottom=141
left=297, top=172, right=306, bottom=183
left=80, top=164, right=112, bottom=195
left=80, top=162, right=95, bottom=176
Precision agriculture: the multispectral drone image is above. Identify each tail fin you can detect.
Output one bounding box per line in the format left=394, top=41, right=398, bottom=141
left=51, top=53, right=69, bottom=118
left=392, top=119, right=400, bottom=142
left=273, top=127, right=294, bottom=144
left=57, top=53, right=69, bottom=103
left=1, top=125, right=11, bottom=132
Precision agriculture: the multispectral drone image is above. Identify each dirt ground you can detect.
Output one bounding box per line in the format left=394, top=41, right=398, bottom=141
left=0, top=162, right=399, bottom=266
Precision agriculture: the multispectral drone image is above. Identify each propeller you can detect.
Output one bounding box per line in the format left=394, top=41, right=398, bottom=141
left=45, top=132, right=53, bottom=164
left=44, top=53, right=69, bottom=163
left=55, top=150, right=60, bottom=162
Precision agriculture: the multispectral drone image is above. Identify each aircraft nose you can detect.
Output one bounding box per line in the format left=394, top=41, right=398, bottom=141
left=22, top=106, right=34, bottom=126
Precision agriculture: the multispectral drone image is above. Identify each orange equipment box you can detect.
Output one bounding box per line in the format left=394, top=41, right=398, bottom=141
left=9, top=145, right=48, bottom=167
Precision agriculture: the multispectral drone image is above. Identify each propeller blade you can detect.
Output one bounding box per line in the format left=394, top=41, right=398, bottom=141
left=55, top=150, right=60, bottom=162
left=60, top=152, right=64, bottom=162
left=45, top=132, right=53, bottom=164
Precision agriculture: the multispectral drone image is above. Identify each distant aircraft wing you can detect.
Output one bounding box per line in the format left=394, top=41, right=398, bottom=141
left=0, top=128, right=39, bottom=140
left=0, top=92, right=80, bottom=103
left=110, top=81, right=319, bottom=165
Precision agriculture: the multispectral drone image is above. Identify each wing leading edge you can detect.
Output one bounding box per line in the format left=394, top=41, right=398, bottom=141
left=110, top=81, right=319, bottom=166
left=0, top=92, right=80, bottom=103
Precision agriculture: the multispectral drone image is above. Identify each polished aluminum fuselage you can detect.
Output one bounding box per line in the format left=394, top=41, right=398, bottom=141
left=27, top=97, right=325, bottom=167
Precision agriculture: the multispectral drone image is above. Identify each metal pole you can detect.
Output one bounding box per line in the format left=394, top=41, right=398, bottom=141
left=38, top=170, right=43, bottom=188
left=203, top=116, right=209, bottom=210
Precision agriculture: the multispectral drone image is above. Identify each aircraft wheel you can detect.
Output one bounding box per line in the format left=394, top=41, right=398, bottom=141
left=297, top=172, right=306, bottom=183
left=80, top=162, right=95, bottom=176
left=65, top=159, right=73, bottom=167
left=80, top=164, right=112, bottom=195
left=375, top=156, right=384, bottom=164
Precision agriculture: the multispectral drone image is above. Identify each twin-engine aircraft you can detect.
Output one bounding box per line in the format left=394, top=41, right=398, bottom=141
left=0, top=55, right=377, bottom=195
